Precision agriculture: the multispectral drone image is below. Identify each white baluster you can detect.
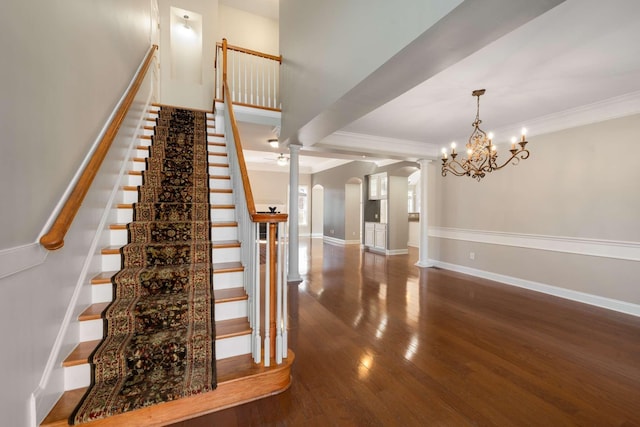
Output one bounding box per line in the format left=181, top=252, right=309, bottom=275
left=261, top=60, right=266, bottom=108
left=282, top=221, right=288, bottom=357
left=276, top=222, right=283, bottom=364
left=263, top=223, right=271, bottom=367
left=253, top=221, right=261, bottom=364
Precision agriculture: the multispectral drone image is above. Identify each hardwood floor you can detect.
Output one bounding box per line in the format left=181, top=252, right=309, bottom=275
left=172, top=238, right=640, bottom=426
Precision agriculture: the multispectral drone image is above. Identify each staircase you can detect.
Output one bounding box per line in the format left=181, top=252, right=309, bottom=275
left=41, top=104, right=292, bottom=426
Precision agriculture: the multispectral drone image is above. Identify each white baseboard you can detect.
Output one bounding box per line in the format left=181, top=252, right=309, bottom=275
left=432, top=260, right=640, bottom=318
left=323, top=236, right=346, bottom=246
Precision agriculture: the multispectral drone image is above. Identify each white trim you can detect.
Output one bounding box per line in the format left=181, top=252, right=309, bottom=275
left=430, top=227, right=640, bottom=261
left=323, top=236, right=347, bottom=246
left=344, top=239, right=361, bottom=245
left=0, top=243, right=48, bottom=280
left=387, top=248, right=409, bottom=255
left=311, top=233, right=324, bottom=238
left=432, top=260, right=640, bottom=318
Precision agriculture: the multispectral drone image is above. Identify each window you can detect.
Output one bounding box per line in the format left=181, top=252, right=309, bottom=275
left=298, top=185, right=308, bottom=226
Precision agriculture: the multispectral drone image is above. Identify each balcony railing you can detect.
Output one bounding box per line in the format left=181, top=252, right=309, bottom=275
left=215, top=39, right=282, bottom=111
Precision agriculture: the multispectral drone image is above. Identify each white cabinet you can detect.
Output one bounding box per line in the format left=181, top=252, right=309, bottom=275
left=365, top=222, right=386, bottom=253
left=364, top=223, right=375, bottom=247
left=374, top=223, right=386, bottom=250
left=368, top=172, right=387, bottom=200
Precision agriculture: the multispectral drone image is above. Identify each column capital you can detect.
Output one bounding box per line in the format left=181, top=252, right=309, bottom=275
left=288, top=143, right=302, bottom=152
left=417, top=158, right=432, bottom=167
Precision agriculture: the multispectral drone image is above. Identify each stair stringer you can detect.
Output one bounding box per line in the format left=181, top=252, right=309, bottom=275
left=31, top=94, right=158, bottom=426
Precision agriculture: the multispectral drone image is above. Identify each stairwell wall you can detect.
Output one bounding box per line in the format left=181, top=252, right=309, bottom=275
left=0, top=1, right=154, bottom=425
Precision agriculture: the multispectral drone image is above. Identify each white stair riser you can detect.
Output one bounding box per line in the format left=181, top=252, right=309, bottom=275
left=120, top=189, right=233, bottom=205
left=211, top=208, right=236, bottom=222
left=126, top=175, right=230, bottom=187
left=210, top=166, right=229, bottom=175
left=65, top=332, right=250, bottom=390
left=102, top=247, right=240, bottom=271
left=92, top=284, right=113, bottom=304
left=212, top=247, right=241, bottom=263
left=216, top=334, right=252, bottom=360
left=138, top=138, right=152, bottom=147
left=142, top=128, right=154, bottom=136
left=132, top=161, right=146, bottom=172
left=65, top=364, right=90, bottom=390
left=211, top=192, right=233, bottom=204
left=213, top=271, right=244, bottom=290
left=208, top=145, right=227, bottom=154
left=116, top=207, right=222, bottom=224
left=215, top=300, right=248, bottom=321
left=212, top=226, right=238, bottom=242
left=80, top=319, right=104, bottom=342
left=109, top=225, right=238, bottom=246
left=92, top=272, right=243, bottom=308
left=79, top=299, right=246, bottom=342
left=127, top=165, right=229, bottom=176
left=206, top=119, right=215, bottom=128
left=136, top=147, right=150, bottom=157
left=210, top=178, right=232, bottom=190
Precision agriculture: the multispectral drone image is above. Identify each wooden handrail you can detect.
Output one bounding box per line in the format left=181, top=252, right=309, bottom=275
left=40, top=45, right=158, bottom=250
left=216, top=41, right=282, bottom=63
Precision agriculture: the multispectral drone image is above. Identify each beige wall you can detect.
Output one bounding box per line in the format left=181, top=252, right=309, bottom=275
left=247, top=169, right=311, bottom=236
left=219, top=4, right=279, bottom=55
left=158, top=0, right=218, bottom=110
left=431, top=114, right=640, bottom=305
left=0, top=0, right=152, bottom=250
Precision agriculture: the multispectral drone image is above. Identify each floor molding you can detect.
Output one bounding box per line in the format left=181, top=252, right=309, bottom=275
left=432, top=260, right=640, bottom=318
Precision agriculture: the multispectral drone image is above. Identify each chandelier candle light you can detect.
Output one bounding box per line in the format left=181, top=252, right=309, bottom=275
left=441, top=89, right=530, bottom=181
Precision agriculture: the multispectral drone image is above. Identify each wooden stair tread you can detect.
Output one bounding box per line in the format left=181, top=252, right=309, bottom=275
left=121, top=185, right=232, bottom=194
left=79, top=302, right=110, bottom=320
left=211, top=204, right=235, bottom=209
left=94, top=261, right=244, bottom=286
left=64, top=318, right=250, bottom=366
left=63, top=340, right=101, bottom=367
left=102, top=240, right=239, bottom=254
left=41, top=351, right=294, bottom=427
left=131, top=158, right=227, bottom=166
left=215, top=287, right=248, bottom=303
left=212, top=221, right=238, bottom=227
left=212, top=240, right=241, bottom=248
left=210, top=175, right=231, bottom=179
left=212, top=261, right=244, bottom=273
left=109, top=222, right=237, bottom=229
left=209, top=152, right=228, bottom=157
left=91, top=272, right=114, bottom=285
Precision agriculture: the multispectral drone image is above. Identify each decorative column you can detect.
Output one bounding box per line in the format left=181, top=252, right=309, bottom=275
left=287, top=143, right=302, bottom=282
left=416, top=159, right=433, bottom=268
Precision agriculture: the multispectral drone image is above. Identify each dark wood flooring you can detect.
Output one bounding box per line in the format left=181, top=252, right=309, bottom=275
left=172, top=239, right=640, bottom=426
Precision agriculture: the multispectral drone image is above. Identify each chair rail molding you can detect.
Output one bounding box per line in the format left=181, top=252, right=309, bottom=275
left=430, top=226, right=640, bottom=262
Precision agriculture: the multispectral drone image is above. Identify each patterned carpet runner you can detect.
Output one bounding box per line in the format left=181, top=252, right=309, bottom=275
left=71, top=107, right=216, bottom=424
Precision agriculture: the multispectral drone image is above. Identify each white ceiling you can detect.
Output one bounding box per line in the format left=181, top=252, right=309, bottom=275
left=233, top=0, right=640, bottom=172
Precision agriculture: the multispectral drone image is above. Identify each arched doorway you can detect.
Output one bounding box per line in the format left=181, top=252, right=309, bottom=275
left=345, top=178, right=363, bottom=244
left=311, top=184, right=324, bottom=238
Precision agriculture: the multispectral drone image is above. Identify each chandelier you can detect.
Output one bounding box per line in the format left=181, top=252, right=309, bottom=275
left=441, top=89, right=529, bottom=181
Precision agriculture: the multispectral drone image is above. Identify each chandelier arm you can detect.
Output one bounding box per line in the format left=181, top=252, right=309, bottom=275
left=441, top=158, right=471, bottom=177
left=493, top=148, right=530, bottom=170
